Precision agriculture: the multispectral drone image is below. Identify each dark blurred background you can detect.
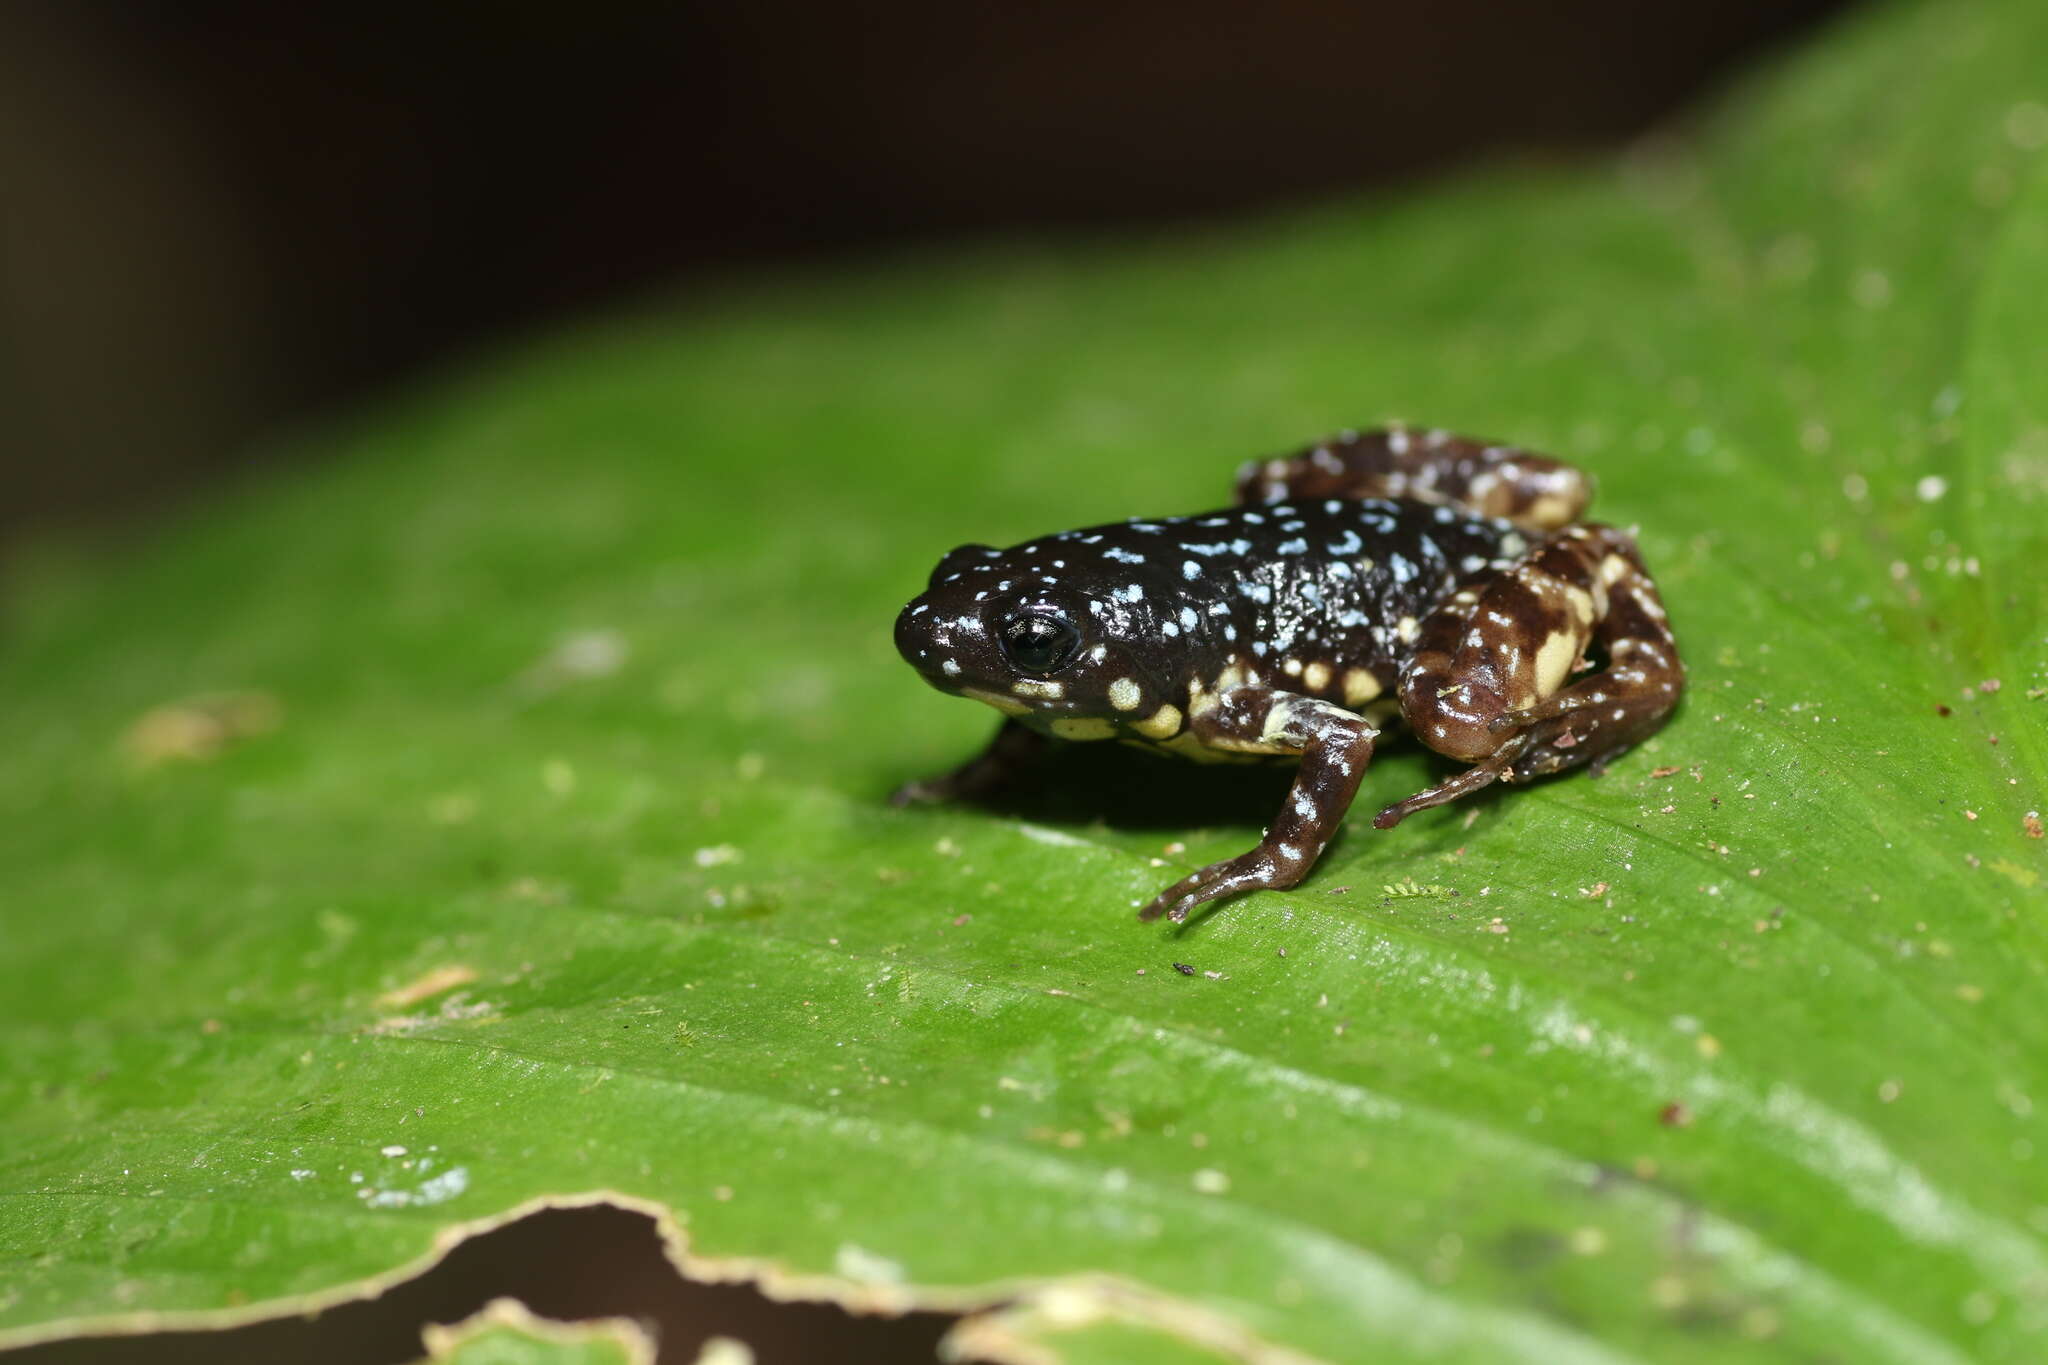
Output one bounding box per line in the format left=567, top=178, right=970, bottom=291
left=0, top=1, right=1859, bottom=553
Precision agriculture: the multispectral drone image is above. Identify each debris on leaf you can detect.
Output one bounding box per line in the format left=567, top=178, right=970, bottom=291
left=378, top=964, right=479, bottom=1010
left=123, top=691, right=282, bottom=766
left=1383, top=878, right=1452, bottom=899
left=1171, top=962, right=1196, bottom=976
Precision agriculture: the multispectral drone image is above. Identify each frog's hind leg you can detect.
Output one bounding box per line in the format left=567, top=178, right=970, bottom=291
left=1374, top=525, right=1683, bottom=829
left=1234, top=427, right=1591, bottom=531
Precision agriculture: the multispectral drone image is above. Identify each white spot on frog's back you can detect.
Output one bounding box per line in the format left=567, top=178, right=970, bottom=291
left=1114, top=584, right=1145, bottom=603
left=1108, top=677, right=1143, bottom=711
left=1103, top=546, right=1147, bottom=564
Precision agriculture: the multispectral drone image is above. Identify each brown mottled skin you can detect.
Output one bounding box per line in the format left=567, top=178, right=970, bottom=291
left=892, top=427, right=1684, bottom=923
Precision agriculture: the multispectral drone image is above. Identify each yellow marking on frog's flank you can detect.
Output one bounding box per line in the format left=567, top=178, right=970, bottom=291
left=1141, top=730, right=1267, bottom=764
left=962, top=687, right=1032, bottom=716
left=1108, top=677, right=1143, bottom=711
left=1011, top=678, right=1065, bottom=700
left=1050, top=717, right=1117, bottom=741
left=1600, top=554, right=1631, bottom=587
left=1525, top=492, right=1577, bottom=528
left=1281, top=657, right=1304, bottom=676
left=1343, top=668, right=1383, bottom=707
left=1215, top=662, right=1248, bottom=694
left=1302, top=661, right=1333, bottom=693
left=1563, top=586, right=1597, bottom=626
left=1533, top=629, right=1580, bottom=696
left=1186, top=675, right=1219, bottom=717
left=1396, top=615, right=1422, bottom=644
left=1135, top=704, right=1183, bottom=739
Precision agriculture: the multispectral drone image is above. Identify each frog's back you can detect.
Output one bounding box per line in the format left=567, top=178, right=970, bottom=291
left=1033, top=496, right=1528, bottom=709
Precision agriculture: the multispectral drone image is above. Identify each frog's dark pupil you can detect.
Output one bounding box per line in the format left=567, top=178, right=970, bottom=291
left=1000, top=613, right=1079, bottom=676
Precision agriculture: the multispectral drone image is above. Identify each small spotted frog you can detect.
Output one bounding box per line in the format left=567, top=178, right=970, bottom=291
left=893, top=428, right=1683, bottom=922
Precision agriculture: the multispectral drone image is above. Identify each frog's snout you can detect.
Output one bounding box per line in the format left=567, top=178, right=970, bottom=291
left=894, top=598, right=935, bottom=674
left=894, top=594, right=974, bottom=691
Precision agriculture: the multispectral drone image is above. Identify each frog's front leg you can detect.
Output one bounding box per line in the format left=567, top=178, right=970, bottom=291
left=890, top=719, right=1050, bottom=807
left=1376, top=525, right=1683, bottom=828
left=1138, top=689, right=1378, bottom=923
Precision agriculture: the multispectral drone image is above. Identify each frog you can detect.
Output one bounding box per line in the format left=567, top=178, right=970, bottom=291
left=891, top=427, right=1683, bottom=923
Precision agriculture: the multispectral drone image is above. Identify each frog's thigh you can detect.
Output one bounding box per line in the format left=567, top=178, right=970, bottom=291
left=1233, top=427, right=1590, bottom=530
left=1398, top=527, right=1608, bottom=763
left=1495, top=528, right=1684, bottom=780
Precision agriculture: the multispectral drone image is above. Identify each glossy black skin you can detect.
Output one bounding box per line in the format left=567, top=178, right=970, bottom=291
left=891, top=427, right=1684, bottom=923
left=894, top=498, right=1525, bottom=737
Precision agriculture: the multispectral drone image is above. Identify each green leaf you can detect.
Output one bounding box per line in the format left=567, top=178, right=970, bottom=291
left=415, top=1301, right=652, bottom=1365
left=3, top=0, right=2045, bottom=1361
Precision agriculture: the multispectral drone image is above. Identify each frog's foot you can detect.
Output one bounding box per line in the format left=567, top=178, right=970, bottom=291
left=1138, top=849, right=1305, bottom=923
left=888, top=718, right=1049, bottom=807
left=1372, top=740, right=1526, bottom=828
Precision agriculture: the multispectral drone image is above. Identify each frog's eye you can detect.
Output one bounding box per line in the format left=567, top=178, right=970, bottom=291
left=998, top=611, right=1081, bottom=677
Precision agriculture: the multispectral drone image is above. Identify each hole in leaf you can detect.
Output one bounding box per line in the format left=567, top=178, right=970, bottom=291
left=2, top=1203, right=982, bottom=1365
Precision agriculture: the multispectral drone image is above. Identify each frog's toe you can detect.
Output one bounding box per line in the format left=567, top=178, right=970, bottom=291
left=1138, top=858, right=1232, bottom=921
left=1141, top=851, right=1300, bottom=923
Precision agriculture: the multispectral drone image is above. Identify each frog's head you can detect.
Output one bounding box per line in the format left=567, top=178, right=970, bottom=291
left=895, top=541, right=1167, bottom=737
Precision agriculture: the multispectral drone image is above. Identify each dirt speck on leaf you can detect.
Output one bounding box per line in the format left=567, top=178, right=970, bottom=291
left=379, top=964, right=480, bottom=1010
left=122, top=691, right=283, bottom=766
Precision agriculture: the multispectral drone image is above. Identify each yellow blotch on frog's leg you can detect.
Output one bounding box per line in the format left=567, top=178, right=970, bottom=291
left=1135, top=704, right=1183, bottom=739
left=1343, top=668, right=1383, bottom=707
left=1533, top=629, right=1580, bottom=696
left=1108, top=677, right=1143, bottom=711
left=1050, top=717, right=1117, bottom=741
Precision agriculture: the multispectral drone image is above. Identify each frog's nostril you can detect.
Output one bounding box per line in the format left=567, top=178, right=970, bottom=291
left=893, top=601, right=927, bottom=667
